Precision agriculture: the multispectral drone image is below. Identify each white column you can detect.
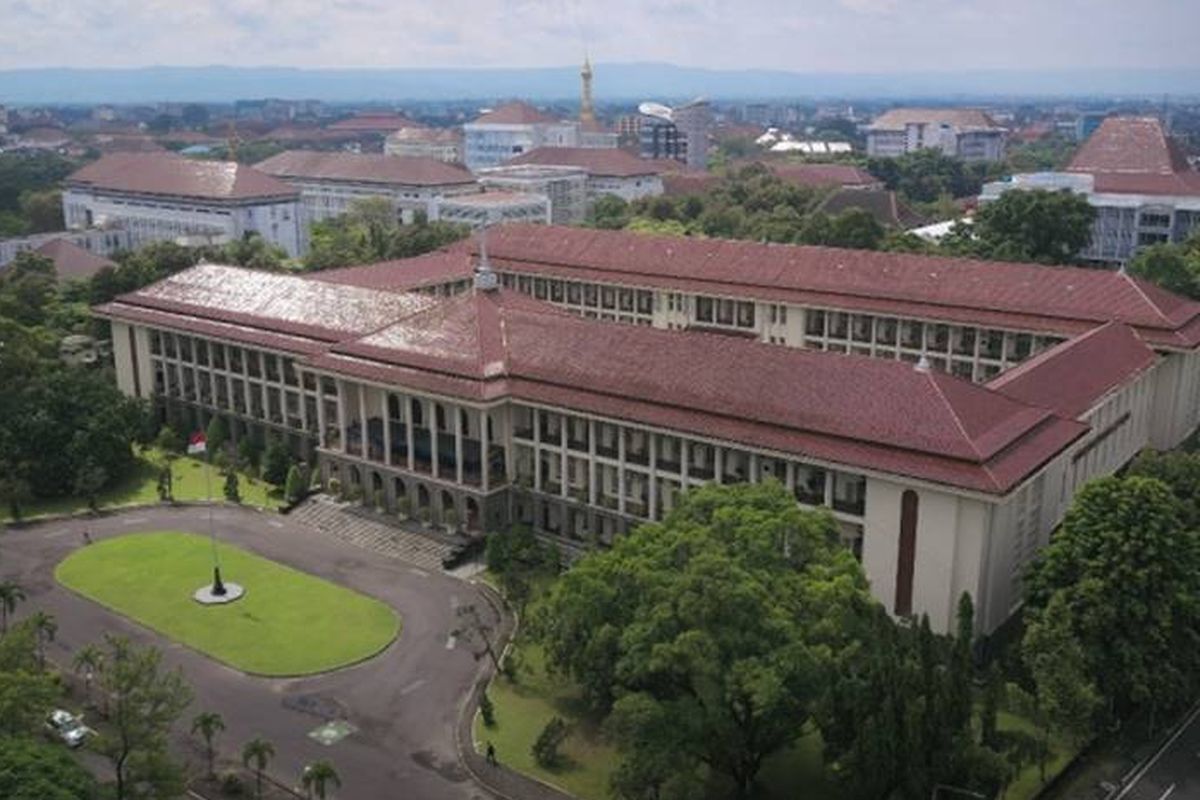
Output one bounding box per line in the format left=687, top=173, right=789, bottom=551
left=480, top=410, right=490, bottom=493
left=316, top=383, right=327, bottom=448
left=358, top=386, right=368, bottom=459
left=715, top=447, right=724, bottom=484
left=618, top=425, right=626, bottom=515
left=455, top=407, right=464, bottom=485
left=429, top=400, right=439, bottom=478
left=405, top=396, right=415, bottom=471
left=382, top=392, right=392, bottom=465
left=648, top=435, right=658, bottom=520
left=336, top=379, right=347, bottom=454
left=588, top=419, right=597, bottom=506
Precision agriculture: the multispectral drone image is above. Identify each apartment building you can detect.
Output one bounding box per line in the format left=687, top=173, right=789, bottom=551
left=254, top=150, right=480, bottom=225
left=384, top=127, right=464, bottom=163
left=867, top=108, right=1006, bottom=162
left=463, top=102, right=579, bottom=170
left=63, top=153, right=304, bottom=257
left=981, top=117, right=1200, bottom=266
left=94, top=230, right=1200, bottom=635
left=506, top=147, right=665, bottom=205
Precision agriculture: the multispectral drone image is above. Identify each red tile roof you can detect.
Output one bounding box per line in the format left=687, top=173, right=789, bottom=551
left=472, top=225, right=1200, bottom=349
left=67, top=153, right=298, bottom=201
left=312, top=249, right=474, bottom=292
left=255, top=150, right=476, bottom=187
left=761, top=162, right=880, bottom=188
left=34, top=239, right=115, bottom=281
left=507, top=147, right=663, bottom=177
left=987, top=322, right=1158, bottom=418
left=661, top=172, right=720, bottom=196
left=471, top=102, right=560, bottom=126
left=1068, top=117, right=1191, bottom=176
left=93, top=264, right=1095, bottom=495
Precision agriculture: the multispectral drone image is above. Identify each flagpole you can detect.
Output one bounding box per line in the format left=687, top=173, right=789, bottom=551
left=200, top=433, right=225, bottom=596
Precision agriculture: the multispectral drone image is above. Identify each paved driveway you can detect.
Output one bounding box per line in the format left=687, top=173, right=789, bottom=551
left=0, top=505, right=500, bottom=800
left=1119, top=706, right=1200, bottom=800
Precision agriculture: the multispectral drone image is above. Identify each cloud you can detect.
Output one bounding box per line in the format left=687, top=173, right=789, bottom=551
left=0, top=0, right=1195, bottom=71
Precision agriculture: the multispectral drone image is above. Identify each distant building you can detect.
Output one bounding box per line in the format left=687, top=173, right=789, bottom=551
left=327, top=113, right=420, bottom=136
left=638, top=99, right=712, bottom=171
left=463, top=102, right=579, bottom=170
left=981, top=117, right=1200, bottom=266
left=759, top=162, right=882, bottom=191
left=63, top=153, right=305, bottom=257
left=476, top=165, right=589, bottom=225
left=255, top=150, right=479, bottom=225
left=507, top=147, right=665, bottom=206
left=384, top=127, right=464, bottom=163
left=0, top=227, right=131, bottom=269
left=1075, top=112, right=1108, bottom=142
left=431, top=190, right=550, bottom=227
left=867, top=108, right=1006, bottom=162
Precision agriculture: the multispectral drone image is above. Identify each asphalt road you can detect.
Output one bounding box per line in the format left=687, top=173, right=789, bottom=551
left=0, top=505, right=500, bottom=800
left=1119, top=706, right=1200, bottom=800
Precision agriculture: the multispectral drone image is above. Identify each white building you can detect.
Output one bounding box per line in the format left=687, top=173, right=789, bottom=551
left=867, top=108, right=1006, bottom=162
left=505, top=147, right=665, bottom=206
left=384, top=127, right=464, bottom=164
left=980, top=117, right=1200, bottom=266
left=95, top=227, right=1199, bottom=635
left=255, top=150, right=479, bottom=225
left=476, top=165, right=589, bottom=225
left=431, top=191, right=551, bottom=228
left=0, top=226, right=131, bottom=267
left=63, top=153, right=304, bottom=258
left=463, top=102, right=579, bottom=171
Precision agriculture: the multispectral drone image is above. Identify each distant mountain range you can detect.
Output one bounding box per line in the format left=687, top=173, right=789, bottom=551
left=1, top=63, right=1197, bottom=105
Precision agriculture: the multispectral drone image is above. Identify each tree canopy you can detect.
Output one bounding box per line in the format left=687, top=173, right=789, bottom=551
left=1128, top=235, right=1200, bottom=300
left=953, top=188, right=1097, bottom=265
left=303, top=199, right=470, bottom=271
left=532, top=481, right=873, bottom=797
left=1022, top=475, right=1200, bottom=728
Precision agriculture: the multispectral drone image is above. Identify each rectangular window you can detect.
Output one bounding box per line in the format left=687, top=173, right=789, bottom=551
left=696, top=297, right=714, bottom=323
left=832, top=472, right=866, bottom=515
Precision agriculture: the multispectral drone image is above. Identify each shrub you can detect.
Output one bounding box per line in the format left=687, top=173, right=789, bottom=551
left=237, top=437, right=262, bottom=470
left=284, top=465, right=306, bottom=504
left=479, top=690, right=495, bottom=727
left=261, top=437, right=290, bottom=486
left=532, top=716, right=569, bottom=768
left=155, top=425, right=185, bottom=454
left=206, top=415, right=229, bottom=454
left=373, top=488, right=385, bottom=510
left=219, top=770, right=245, bottom=797
left=327, top=477, right=341, bottom=497
left=396, top=496, right=411, bottom=519
left=223, top=471, right=241, bottom=503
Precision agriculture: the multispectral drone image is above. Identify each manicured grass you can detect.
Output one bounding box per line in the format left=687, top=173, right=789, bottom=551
left=474, top=643, right=618, bottom=800
left=55, top=532, right=399, bottom=676
left=2, top=447, right=281, bottom=523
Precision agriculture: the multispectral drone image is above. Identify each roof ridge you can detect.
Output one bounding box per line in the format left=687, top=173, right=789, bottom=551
left=1120, top=271, right=1175, bottom=326
left=926, top=371, right=987, bottom=461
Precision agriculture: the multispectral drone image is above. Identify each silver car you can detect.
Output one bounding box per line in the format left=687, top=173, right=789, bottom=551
left=46, top=709, right=92, bottom=748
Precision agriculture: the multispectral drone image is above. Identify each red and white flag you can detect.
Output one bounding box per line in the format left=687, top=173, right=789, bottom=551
left=187, top=431, right=207, bottom=455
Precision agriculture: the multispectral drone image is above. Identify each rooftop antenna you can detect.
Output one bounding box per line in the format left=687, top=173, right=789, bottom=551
left=474, top=213, right=499, bottom=292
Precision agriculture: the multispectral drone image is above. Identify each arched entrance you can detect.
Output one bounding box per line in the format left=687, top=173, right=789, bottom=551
left=465, top=497, right=481, bottom=532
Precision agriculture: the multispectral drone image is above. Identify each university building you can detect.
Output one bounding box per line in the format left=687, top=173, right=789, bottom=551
left=94, top=226, right=1200, bottom=635
left=63, top=153, right=305, bottom=258
left=866, top=108, right=1006, bottom=162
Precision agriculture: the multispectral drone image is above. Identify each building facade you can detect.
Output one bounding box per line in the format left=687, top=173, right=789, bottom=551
left=95, top=228, right=1200, bottom=636
left=867, top=108, right=1006, bottom=162
left=430, top=191, right=551, bottom=228
left=0, top=226, right=131, bottom=267
left=63, top=153, right=304, bottom=257
left=475, top=165, right=589, bottom=225
left=506, top=147, right=665, bottom=207
left=384, top=127, right=464, bottom=163
left=463, top=103, right=579, bottom=171
left=255, top=150, right=480, bottom=225
left=981, top=117, right=1200, bottom=266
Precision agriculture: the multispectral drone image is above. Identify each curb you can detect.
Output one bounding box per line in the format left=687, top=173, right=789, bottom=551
left=4, top=499, right=281, bottom=530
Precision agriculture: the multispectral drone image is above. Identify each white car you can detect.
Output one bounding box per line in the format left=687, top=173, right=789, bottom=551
left=46, top=709, right=92, bottom=748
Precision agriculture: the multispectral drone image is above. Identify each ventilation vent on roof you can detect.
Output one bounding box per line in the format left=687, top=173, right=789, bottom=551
left=914, top=355, right=932, bottom=373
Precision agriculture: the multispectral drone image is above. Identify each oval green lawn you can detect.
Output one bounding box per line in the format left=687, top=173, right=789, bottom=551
left=55, top=532, right=400, bottom=676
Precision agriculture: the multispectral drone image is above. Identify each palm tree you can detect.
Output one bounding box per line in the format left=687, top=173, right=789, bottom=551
left=0, top=581, right=26, bottom=634
left=191, top=711, right=226, bottom=779
left=29, top=610, right=56, bottom=669
left=301, top=760, right=341, bottom=800
left=241, top=737, right=275, bottom=800
left=72, top=644, right=105, bottom=706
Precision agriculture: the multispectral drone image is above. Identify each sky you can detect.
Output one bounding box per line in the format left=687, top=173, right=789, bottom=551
left=1, top=0, right=1197, bottom=73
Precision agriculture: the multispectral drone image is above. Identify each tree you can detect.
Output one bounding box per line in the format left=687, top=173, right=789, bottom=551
left=261, top=436, right=291, bottom=486
left=303, top=201, right=469, bottom=271
left=72, top=643, right=105, bottom=706
left=155, top=425, right=185, bottom=455
left=0, top=475, right=32, bottom=522
left=95, top=635, right=193, bottom=800
left=532, top=716, right=570, bottom=768
left=191, top=711, right=226, bottom=779
left=0, top=580, right=26, bottom=633
left=284, top=464, right=307, bottom=504
left=205, top=416, right=229, bottom=455
left=1023, top=476, right=1200, bottom=729
left=484, top=525, right=557, bottom=612
left=0, top=252, right=57, bottom=327
left=238, top=436, right=263, bottom=471
left=1128, top=239, right=1200, bottom=300
left=28, top=611, right=56, bottom=669
left=73, top=459, right=107, bottom=512
left=0, top=736, right=98, bottom=800
left=588, top=195, right=632, bottom=229
left=1126, top=447, right=1200, bottom=528
left=968, top=188, right=1097, bottom=264
left=241, top=737, right=276, bottom=800
left=0, top=622, right=59, bottom=736
left=1023, top=593, right=1101, bottom=780
left=223, top=471, right=241, bottom=504
left=301, top=760, right=341, bottom=800
left=533, top=481, right=872, bottom=797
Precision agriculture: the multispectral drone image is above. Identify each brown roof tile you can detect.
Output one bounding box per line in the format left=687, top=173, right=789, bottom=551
left=67, top=153, right=298, bottom=201
left=507, top=147, right=663, bottom=177
left=255, top=150, right=476, bottom=187
left=471, top=102, right=560, bottom=126
left=1068, top=116, right=1191, bottom=176
left=34, top=239, right=115, bottom=281
left=869, top=108, right=1003, bottom=131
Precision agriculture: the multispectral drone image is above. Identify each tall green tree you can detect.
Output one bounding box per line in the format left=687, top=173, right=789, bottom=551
left=534, top=482, right=872, bottom=797
left=191, top=711, right=226, bottom=779
left=95, top=636, right=192, bottom=800
left=301, top=760, right=341, bottom=800
left=72, top=643, right=105, bottom=706
left=0, top=736, right=98, bottom=800
left=1126, top=447, right=1200, bottom=528
left=0, top=580, right=26, bottom=632
left=1023, top=476, right=1200, bottom=728
left=1128, top=239, right=1200, bottom=300
left=966, top=189, right=1097, bottom=264
left=28, top=611, right=56, bottom=669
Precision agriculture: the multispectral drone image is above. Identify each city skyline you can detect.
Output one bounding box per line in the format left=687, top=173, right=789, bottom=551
left=2, top=0, right=1198, bottom=73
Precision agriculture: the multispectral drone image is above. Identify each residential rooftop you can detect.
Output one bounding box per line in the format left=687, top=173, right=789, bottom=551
left=255, top=150, right=476, bottom=187
left=67, top=153, right=298, bottom=201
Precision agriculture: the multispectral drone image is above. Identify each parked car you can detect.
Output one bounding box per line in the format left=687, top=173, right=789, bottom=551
left=441, top=537, right=486, bottom=570
left=45, top=709, right=92, bottom=748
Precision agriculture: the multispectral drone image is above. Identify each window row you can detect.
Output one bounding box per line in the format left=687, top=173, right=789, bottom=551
left=149, top=331, right=311, bottom=390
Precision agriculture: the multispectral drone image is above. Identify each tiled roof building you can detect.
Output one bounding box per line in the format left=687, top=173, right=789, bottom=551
left=94, top=227, right=1200, bottom=635
left=867, top=107, right=1006, bottom=162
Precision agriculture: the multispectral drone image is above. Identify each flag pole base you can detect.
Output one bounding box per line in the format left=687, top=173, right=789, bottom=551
left=211, top=566, right=227, bottom=596
left=193, top=580, right=245, bottom=606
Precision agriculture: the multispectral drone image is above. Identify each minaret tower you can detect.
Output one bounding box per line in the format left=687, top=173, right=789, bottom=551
left=580, top=56, right=595, bottom=125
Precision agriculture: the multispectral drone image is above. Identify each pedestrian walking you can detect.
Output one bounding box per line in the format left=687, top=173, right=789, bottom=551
left=485, top=741, right=497, bottom=766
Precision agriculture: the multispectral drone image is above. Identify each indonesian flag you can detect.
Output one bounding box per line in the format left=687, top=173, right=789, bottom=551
left=187, top=431, right=207, bottom=455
